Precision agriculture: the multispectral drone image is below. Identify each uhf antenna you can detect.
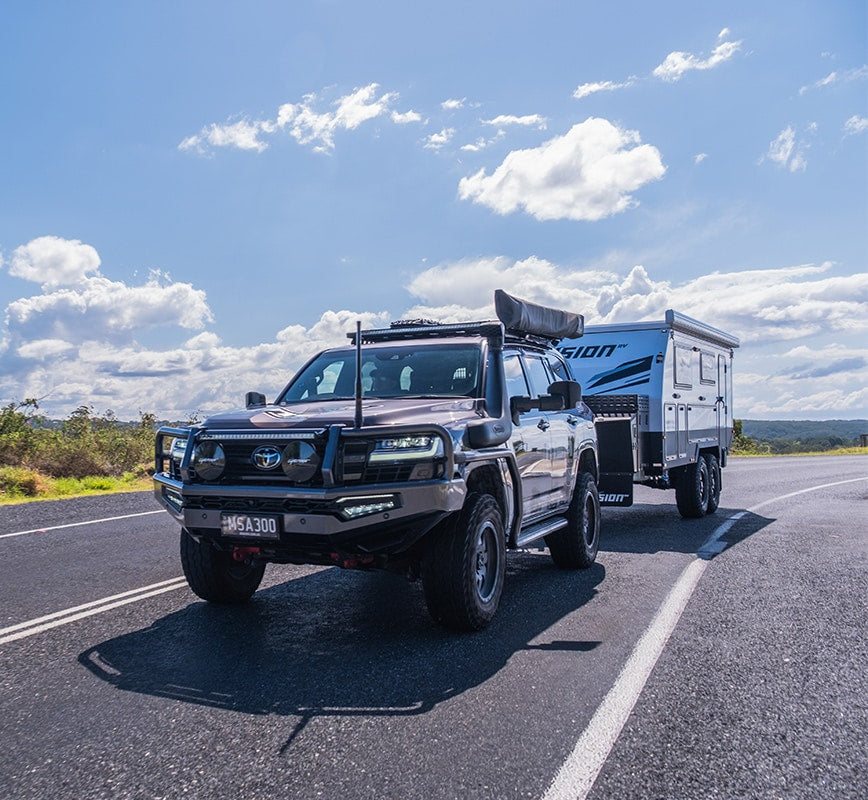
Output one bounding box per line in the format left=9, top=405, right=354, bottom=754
left=354, top=320, right=363, bottom=429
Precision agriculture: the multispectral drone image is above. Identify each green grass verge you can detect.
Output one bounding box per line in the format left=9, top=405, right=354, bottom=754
left=732, top=447, right=867, bottom=457
left=0, top=466, right=152, bottom=504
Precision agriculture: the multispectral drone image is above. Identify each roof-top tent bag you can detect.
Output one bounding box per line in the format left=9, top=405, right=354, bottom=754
left=494, top=289, right=583, bottom=340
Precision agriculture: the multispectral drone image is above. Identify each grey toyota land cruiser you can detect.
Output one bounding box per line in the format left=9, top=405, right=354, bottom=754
left=154, top=290, right=600, bottom=630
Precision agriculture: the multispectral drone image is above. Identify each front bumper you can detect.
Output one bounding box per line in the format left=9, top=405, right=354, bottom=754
left=153, top=472, right=467, bottom=561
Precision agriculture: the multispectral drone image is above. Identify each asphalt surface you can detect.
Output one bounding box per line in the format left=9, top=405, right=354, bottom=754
left=0, top=456, right=865, bottom=800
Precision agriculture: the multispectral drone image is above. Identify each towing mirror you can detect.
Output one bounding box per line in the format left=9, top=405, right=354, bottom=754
left=510, top=395, right=536, bottom=416
left=537, top=393, right=566, bottom=412
left=245, top=391, right=267, bottom=408
left=510, top=392, right=566, bottom=423
left=548, top=379, right=582, bottom=408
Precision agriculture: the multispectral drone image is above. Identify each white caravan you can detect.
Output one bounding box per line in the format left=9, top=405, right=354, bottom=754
left=557, top=311, right=739, bottom=518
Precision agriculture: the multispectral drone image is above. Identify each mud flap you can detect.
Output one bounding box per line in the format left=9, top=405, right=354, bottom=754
left=597, top=473, right=634, bottom=506
left=594, top=415, right=637, bottom=506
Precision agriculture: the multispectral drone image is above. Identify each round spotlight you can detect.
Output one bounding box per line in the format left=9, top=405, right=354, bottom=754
left=190, top=441, right=226, bottom=481
left=281, top=440, right=321, bottom=482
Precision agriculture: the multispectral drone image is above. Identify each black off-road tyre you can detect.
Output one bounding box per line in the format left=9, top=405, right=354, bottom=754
left=675, top=458, right=710, bottom=518
left=703, top=453, right=721, bottom=514
left=180, top=528, right=265, bottom=603
left=546, top=472, right=600, bottom=569
left=421, top=493, right=506, bottom=631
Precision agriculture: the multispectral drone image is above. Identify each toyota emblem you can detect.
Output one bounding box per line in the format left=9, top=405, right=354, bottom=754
left=252, top=445, right=282, bottom=470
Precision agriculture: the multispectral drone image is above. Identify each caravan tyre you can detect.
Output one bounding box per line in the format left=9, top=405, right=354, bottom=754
left=675, top=458, right=710, bottom=518
left=703, top=453, right=721, bottom=514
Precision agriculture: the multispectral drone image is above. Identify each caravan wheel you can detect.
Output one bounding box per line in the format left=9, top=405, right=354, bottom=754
left=703, top=453, right=721, bottom=514
left=675, top=459, right=710, bottom=518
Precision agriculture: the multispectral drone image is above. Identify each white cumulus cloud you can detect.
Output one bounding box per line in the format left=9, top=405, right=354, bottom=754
left=573, top=79, right=635, bottom=100
left=481, top=114, right=547, bottom=129
left=424, top=128, right=455, bottom=150
left=457, top=118, right=665, bottom=222
left=9, top=236, right=101, bottom=288
left=844, top=115, right=868, bottom=135
left=799, top=65, right=868, bottom=95
left=180, top=83, right=413, bottom=155
left=763, top=126, right=809, bottom=172
left=179, top=118, right=274, bottom=155
left=653, top=34, right=742, bottom=82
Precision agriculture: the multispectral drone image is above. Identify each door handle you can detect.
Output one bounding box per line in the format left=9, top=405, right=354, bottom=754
left=567, top=415, right=580, bottom=426
left=537, top=419, right=550, bottom=431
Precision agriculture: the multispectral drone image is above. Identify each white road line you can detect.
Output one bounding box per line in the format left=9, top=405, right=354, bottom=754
left=0, top=577, right=188, bottom=645
left=746, top=476, right=867, bottom=513
left=0, top=510, right=164, bottom=540
left=541, top=474, right=868, bottom=800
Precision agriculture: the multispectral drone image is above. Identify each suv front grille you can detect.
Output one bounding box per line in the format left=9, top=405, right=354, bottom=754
left=219, top=438, right=327, bottom=487
left=184, top=495, right=335, bottom=515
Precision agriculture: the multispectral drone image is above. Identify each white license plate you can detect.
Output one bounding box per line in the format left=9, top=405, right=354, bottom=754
left=220, top=513, right=281, bottom=539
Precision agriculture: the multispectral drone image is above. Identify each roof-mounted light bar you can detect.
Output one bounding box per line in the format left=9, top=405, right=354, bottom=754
left=348, top=320, right=504, bottom=345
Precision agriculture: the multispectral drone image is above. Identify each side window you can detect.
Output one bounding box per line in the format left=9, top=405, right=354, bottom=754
left=700, top=352, right=716, bottom=385
left=674, top=346, right=693, bottom=388
left=523, top=354, right=552, bottom=398
left=504, top=353, right=529, bottom=397
left=546, top=352, right=570, bottom=382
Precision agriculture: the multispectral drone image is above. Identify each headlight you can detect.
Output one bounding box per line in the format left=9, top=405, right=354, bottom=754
left=170, top=437, right=188, bottom=462
left=190, top=441, right=226, bottom=481
left=369, top=435, right=443, bottom=462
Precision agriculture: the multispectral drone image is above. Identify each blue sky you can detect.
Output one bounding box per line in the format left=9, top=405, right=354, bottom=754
left=1, top=0, right=866, bottom=421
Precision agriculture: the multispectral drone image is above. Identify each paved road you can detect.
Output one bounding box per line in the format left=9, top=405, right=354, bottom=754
left=0, top=457, right=865, bottom=799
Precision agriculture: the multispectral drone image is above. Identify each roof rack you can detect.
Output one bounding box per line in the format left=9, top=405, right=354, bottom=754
left=503, top=330, right=557, bottom=348
left=348, top=320, right=504, bottom=345
left=346, top=290, right=583, bottom=346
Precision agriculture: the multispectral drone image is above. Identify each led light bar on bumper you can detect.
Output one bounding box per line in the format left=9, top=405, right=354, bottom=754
left=335, top=494, right=399, bottom=520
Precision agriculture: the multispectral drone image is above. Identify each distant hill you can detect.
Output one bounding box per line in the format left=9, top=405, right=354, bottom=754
left=739, top=419, right=867, bottom=452
left=741, top=419, right=867, bottom=441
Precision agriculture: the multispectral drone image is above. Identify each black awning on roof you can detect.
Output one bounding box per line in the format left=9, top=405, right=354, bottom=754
left=494, top=289, right=583, bottom=341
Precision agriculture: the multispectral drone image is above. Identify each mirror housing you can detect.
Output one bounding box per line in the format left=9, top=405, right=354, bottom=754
left=548, top=379, right=582, bottom=408
left=245, top=391, right=267, bottom=408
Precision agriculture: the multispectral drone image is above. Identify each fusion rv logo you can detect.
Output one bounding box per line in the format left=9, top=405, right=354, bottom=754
left=557, top=343, right=623, bottom=359
left=599, top=493, right=630, bottom=503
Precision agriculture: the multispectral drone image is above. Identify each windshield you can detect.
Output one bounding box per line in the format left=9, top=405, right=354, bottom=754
left=278, top=343, right=484, bottom=402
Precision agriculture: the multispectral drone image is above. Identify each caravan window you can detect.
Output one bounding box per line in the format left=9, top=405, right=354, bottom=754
left=700, top=352, right=716, bottom=385
left=674, top=346, right=693, bottom=388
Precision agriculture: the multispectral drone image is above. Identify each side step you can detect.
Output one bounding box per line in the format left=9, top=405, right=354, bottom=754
left=514, top=516, right=568, bottom=549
